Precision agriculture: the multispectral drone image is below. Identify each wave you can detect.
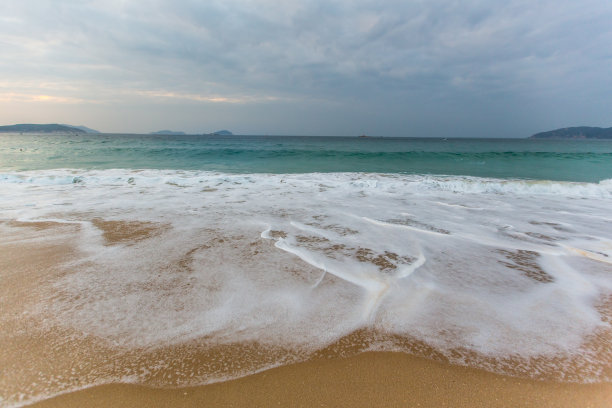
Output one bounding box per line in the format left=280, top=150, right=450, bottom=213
left=2, top=166, right=612, bottom=406
left=3, top=137, right=612, bottom=181
left=58, top=146, right=612, bottom=160
left=1, top=169, right=611, bottom=197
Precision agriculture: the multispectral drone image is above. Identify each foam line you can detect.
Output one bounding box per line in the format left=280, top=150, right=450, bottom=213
left=361, top=216, right=449, bottom=236
left=311, top=270, right=328, bottom=289
left=431, top=201, right=485, bottom=210
left=562, top=245, right=612, bottom=265
left=274, top=239, right=386, bottom=293
left=260, top=227, right=272, bottom=239
left=395, top=250, right=426, bottom=279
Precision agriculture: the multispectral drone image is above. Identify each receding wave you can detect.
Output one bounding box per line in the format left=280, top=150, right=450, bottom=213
left=1, top=169, right=611, bottom=406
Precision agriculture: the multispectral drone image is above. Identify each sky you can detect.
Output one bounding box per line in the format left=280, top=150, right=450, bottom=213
left=1, top=0, right=611, bottom=137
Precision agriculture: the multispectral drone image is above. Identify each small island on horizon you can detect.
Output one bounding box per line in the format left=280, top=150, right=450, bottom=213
left=205, top=130, right=233, bottom=136
left=530, top=126, right=612, bottom=139
left=0, top=124, right=234, bottom=136
left=0, top=124, right=89, bottom=133
left=3, top=123, right=612, bottom=139
left=151, top=130, right=234, bottom=136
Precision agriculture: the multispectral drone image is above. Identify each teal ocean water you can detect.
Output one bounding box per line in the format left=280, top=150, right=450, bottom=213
left=2, top=133, right=612, bottom=406
left=1, top=133, right=612, bottom=181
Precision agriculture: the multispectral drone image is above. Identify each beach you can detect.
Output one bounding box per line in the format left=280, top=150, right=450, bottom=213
left=1, top=135, right=611, bottom=406
left=4, top=0, right=612, bottom=402
left=31, top=352, right=612, bottom=408
left=3, top=228, right=610, bottom=407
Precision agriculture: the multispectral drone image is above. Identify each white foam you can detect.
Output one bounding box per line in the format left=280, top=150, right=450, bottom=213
left=2, top=169, right=612, bottom=390
left=361, top=216, right=449, bottom=236
left=1, top=170, right=611, bottom=197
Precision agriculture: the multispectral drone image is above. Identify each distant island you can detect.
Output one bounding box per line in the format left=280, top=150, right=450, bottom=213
left=150, top=130, right=234, bottom=136
left=206, top=130, right=233, bottom=136
left=0, top=124, right=88, bottom=133
left=530, top=126, right=612, bottom=139
left=150, top=130, right=186, bottom=135
left=60, top=124, right=100, bottom=134
left=0, top=124, right=235, bottom=136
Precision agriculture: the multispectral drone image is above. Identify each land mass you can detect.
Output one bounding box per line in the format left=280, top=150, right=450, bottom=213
left=60, top=124, right=100, bottom=134
left=150, top=130, right=234, bottom=136
left=530, top=126, right=612, bottom=139
left=206, top=130, right=233, bottom=136
left=0, top=124, right=87, bottom=133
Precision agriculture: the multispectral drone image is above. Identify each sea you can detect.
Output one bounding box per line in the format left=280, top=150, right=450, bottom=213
left=1, top=133, right=611, bottom=405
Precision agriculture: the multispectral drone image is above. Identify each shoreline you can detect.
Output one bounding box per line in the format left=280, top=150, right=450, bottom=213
left=2, top=208, right=611, bottom=407
left=30, top=351, right=612, bottom=408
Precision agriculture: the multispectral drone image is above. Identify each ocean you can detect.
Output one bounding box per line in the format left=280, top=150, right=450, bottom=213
left=1, top=133, right=611, bottom=406
left=2, top=134, right=612, bottom=181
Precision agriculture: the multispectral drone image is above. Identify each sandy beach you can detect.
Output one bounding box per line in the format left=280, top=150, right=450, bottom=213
left=30, top=351, right=612, bottom=408
left=4, top=0, right=612, bottom=402
left=2, top=203, right=611, bottom=407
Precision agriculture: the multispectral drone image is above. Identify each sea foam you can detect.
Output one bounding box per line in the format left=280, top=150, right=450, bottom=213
left=1, top=169, right=611, bottom=404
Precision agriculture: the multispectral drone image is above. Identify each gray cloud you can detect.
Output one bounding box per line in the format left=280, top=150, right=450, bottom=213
left=1, top=0, right=611, bottom=136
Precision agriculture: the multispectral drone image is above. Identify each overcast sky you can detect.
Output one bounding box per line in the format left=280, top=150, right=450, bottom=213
left=1, top=0, right=611, bottom=137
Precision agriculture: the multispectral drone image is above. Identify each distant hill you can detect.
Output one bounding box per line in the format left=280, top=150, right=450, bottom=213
left=530, top=127, right=612, bottom=139
left=206, top=130, right=233, bottom=136
left=150, top=130, right=187, bottom=135
left=0, top=124, right=86, bottom=133
left=61, top=124, right=100, bottom=134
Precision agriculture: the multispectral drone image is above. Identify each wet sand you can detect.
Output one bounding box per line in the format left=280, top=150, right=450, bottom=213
left=2, top=219, right=611, bottom=407
left=31, top=352, right=612, bottom=408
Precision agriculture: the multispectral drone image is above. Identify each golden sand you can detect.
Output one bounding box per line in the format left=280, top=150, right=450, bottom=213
left=1, top=219, right=611, bottom=407
left=31, top=352, right=612, bottom=408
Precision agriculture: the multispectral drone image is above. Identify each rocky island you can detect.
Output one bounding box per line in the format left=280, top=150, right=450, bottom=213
left=530, top=126, right=612, bottom=139
left=0, top=124, right=87, bottom=133
left=206, top=130, right=233, bottom=136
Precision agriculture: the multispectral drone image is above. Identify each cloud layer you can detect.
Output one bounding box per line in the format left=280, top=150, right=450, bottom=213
left=1, top=0, right=611, bottom=136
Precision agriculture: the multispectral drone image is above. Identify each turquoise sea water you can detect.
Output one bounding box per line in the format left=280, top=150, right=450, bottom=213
left=1, top=133, right=612, bottom=181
